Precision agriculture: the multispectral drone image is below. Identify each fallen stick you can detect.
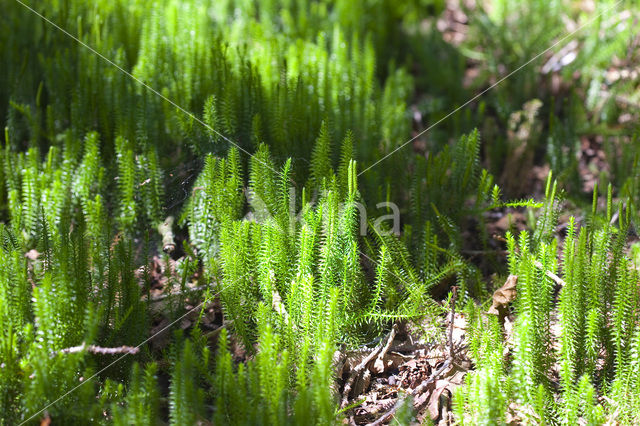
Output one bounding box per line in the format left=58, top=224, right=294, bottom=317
left=340, top=324, right=398, bottom=409
left=157, top=216, right=176, bottom=254
left=55, top=343, right=139, bottom=357
left=448, top=286, right=458, bottom=359
left=371, top=287, right=458, bottom=425
left=370, top=359, right=452, bottom=426
left=373, top=323, right=398, bottom=374
left=533, top=260, right=566, bottom=287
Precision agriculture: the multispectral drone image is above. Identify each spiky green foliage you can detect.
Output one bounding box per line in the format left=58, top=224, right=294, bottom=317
left=508, top=230, right=556, bottom=406
left=112, top=363, right=160, bottom=425
left=408, top=129, right=541, bottom=298
left=2, top=0, right=640, bottom=424
left=186, top=147, right=244, bottom=263
left=189, top=144, right=441, bottom=350
left=1, top=0, right=422, bottom=187
left=0, top=127, right=156, bottom=423
left=454, top=303, right=507, bottom=425
left=457, top=185, right=640, bottom=424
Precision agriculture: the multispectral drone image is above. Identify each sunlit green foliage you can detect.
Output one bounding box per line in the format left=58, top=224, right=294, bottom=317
left=1, top=0, right=639, bottom=424
left=457, top=186, right=640, bottom=424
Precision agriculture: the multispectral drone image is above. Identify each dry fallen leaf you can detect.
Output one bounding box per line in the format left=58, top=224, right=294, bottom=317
left=487, top=275, right=518, bottom=320
left=373, top=352, right=404, bottom=374
left=426, top=380, right=450, bottom=420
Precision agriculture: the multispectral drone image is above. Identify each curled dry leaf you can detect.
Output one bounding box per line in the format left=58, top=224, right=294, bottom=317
left=427, top=380, right=451, bottom=421
left=353, top=370, right=372, bottom=398
left=421, top=365, right=467, bottom=422
left=487, top=275, right=518, bottom=321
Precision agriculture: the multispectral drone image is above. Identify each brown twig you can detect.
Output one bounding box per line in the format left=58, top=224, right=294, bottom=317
left=157, top=216, right=176, bottom=254
left=55, top=343, right=139, bottom=357
left=340, top=324, right=398, bottom=409
left=493, top=234, right=566, bottom=287
left=448, top=286, right=458, bottom=359
left=371, top=288, right=459, bottom=425
left=533, top=260, right=566, bottom=287
left=373, top=323, right=398, bottom=374
left=370, top=359, right=452, bottom=426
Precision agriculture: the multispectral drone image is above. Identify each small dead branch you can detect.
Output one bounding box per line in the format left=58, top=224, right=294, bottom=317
left=370, top=359, right=452, bottom=426
left=533, top=260, right=566, bottom=287
left=373, top=324, right=398, bottom=374
left=340, top=324, right=399, bottom=409
left=493, top=234, right=566, bottom=287
left=448, top=286, right=458, bottom=359
left=157, top=216, right=176, bottom=254
left=39, top=411, right=51, bottom=426
left=371, top=288, right=459, bottom=425
left=55, top=343, right=139, bottom=357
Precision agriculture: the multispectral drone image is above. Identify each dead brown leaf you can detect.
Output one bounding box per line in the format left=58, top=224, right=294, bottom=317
left=487, top=275, right=518, bottom=321
left=426, top=380, right=450, bottom=419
